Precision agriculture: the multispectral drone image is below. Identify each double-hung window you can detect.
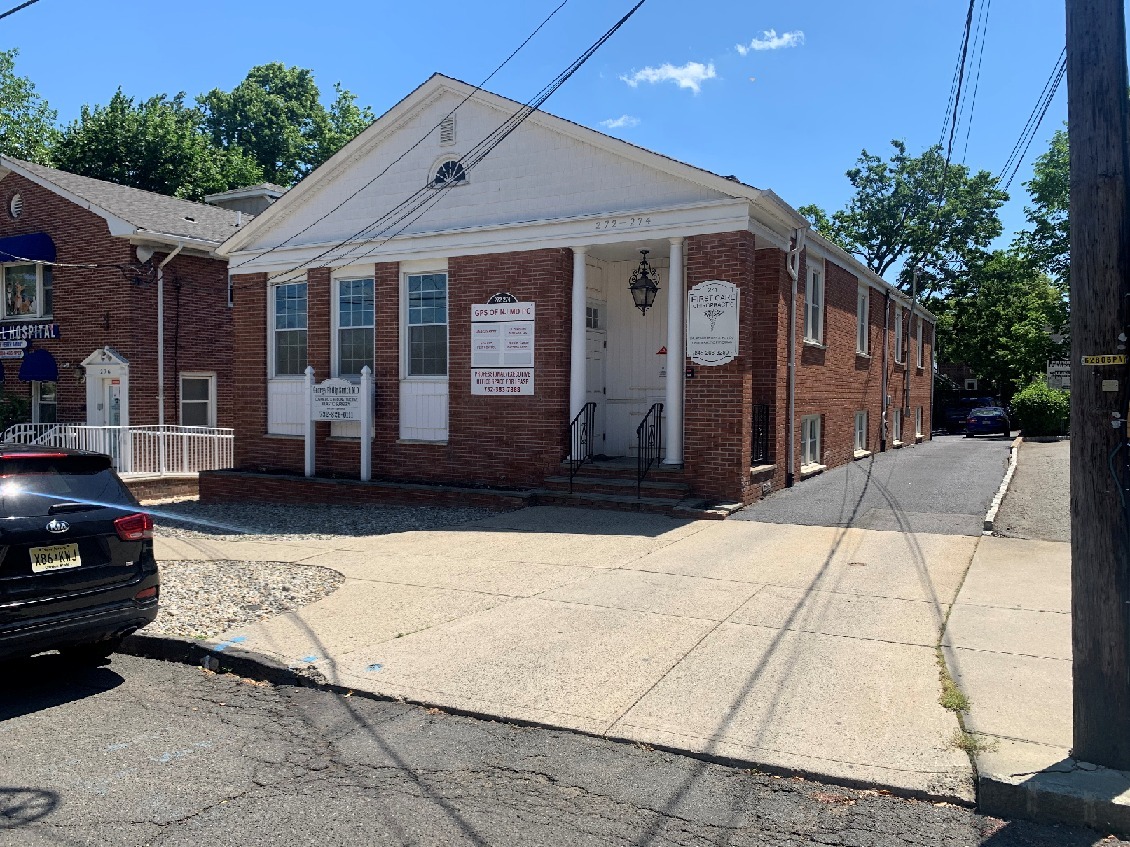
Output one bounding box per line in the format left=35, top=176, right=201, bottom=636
left=406, top=273, right=448, bottom=376
left=915, top=406, right=923, bottom=438
left=804, top=264, right=824, bottom=344
left=892, top=408, right=903, bottom=444
left=3, top=263, right=52, bottom=319
left=273, top=282, right=308, bottom=376
left=917, top=318, right=924, bottom=368
left=180, top=373, right=216, bottom=427
left=32, top=381, right=56, bottom=424
left=801, top=414, right=822, bottom=468
left=854, top=410, right=868, bottom=453
left=894, top=307, right=904, bottom=363
left=856, top=286, right=869, bottom=354
left=337, top=278, right=375, bottom=377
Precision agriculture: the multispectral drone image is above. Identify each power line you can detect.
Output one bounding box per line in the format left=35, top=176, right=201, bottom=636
left=228, top=0, right=571, bottom=273
left=997, top=47, right=1066, bottom=189
left=945, top=0, right=978, bottom=166
left=959, top=0, right=991, bottom=164
left=254, top=0, right=648, bottom=285
left=0, top=0, right=41, bottom=21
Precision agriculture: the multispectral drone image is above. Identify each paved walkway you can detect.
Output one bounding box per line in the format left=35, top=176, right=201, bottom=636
left=158, top=501, right=982, bottom=802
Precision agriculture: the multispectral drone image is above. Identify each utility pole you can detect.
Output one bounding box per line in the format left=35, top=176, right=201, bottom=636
left=1066, top=0, right=1130, bottom=769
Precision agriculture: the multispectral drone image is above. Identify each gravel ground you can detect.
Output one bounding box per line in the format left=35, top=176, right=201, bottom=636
left=996, top=440, right=1070, bottom=542
left=149, top=500, right=503, bottom=541
left=147, top=559, right=344, bottom=639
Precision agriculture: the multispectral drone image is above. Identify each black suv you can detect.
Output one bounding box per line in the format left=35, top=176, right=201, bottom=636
left=0, top=446, right=159, bottom=663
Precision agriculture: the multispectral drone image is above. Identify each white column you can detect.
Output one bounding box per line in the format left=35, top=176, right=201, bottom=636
left=360, top=365, right=372, bottom=482
left=304, top=365, right=315, bottom=478
left=569, top=246, right=588, bottom=421
left=664, top=237, right=685, bottom=465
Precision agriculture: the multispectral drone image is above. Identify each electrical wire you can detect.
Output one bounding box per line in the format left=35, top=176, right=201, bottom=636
left=997, top=48, right=1066, bottom=190
left=252, top=0, right=649, bottom=284
left=227, top=0, right=571, bottom=273
left=944, top=0, right=978, bottom=167
left=0, top=0, right=41, bottom=22
left=959, top=0, right=991, bottom=164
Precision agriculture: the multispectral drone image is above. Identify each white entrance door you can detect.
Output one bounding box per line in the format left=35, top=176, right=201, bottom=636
left=104, top=380, right=122, bottom=426
left=585, top=305, right=607, bottom=455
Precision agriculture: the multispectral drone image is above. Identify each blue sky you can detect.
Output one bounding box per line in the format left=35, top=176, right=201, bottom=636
left=3, top=0, right=1071, bottom=249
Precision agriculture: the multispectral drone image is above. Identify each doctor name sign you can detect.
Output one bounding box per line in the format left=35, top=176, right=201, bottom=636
left=311, top=378, right=363, bottom=421
left=687, top=280, right=740, bottom=366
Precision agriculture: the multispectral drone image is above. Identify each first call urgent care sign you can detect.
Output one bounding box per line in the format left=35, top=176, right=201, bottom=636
left=471, top=293, right=535, bottom=395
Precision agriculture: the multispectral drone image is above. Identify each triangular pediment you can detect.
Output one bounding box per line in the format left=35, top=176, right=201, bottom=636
left=82, top=346, right=128, bottom=367
left=222, top=75, right=757, bottom=258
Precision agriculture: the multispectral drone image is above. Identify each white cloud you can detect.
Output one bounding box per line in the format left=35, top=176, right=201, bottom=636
left=600, top=114, right=640, bottom=130
left=735, top=29, right=805, bottom=55
left=619, top=61, right=717, bottom=95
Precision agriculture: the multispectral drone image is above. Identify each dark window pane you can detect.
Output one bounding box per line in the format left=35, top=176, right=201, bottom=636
left=409, top=324, right=447, bottom=376
left=275, top=330, right=307, bottom=376
left=181, top=377, right=211, bottom=402
left=5, top=264, right=37, bottom=317
left=181, top=401, right=209, bottom=427
left=338, top=327, right=374, bottom=376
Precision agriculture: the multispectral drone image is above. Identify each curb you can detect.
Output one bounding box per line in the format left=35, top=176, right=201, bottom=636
left=979, top=764, right=1130, bottom=837
left=983, top=435, right=1023, bottom=534
left=117, top=631, right=975, bottom=808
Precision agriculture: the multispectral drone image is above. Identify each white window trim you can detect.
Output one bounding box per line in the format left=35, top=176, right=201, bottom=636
left=894, top=307, right=904, bottom=364
left=31, top=380, right=56, bottom=424
left=227, top=274, right=234, bottom=309
left=269, top=279, right=309, bottom=380
left=917, top=318, right=924, bottom=369
left=801, top=414, right=823, bottom=470
left=179, top=372, right=217, bottom=428
left=401, top=269, right=450, bottom=382
left=427, top=155, right=469, bottom=189
left=854, top=410, right=869, bottom=456
left=915, top=406, right=923, bottom=438
left=856, top=286, right=870, bottom=355
left=1, top=262, right=52, bottom=321
left=332, top=275, right=376, bottom=381
left=804, top=263, right=824, bottom=344
left=892, top=408, right=903, bottom=445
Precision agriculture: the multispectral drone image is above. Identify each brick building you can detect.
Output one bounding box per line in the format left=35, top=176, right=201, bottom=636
left=212, top=74, right=934, bottom=510
left=0, top=156, right=261, bottom=436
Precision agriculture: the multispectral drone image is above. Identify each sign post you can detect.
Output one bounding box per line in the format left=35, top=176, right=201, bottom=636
left=360, top=365, right=372, bottom=482
left=304, top=366, right=315, bottom=478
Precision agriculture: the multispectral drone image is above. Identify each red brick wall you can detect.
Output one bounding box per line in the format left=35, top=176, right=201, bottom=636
left=0, top=172, right=233, bottom=428
left=233, top=249, right=574, bottom=487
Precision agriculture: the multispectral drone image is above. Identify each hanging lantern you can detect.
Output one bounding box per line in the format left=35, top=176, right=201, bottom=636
left=628, top=249, right=660, bottom=316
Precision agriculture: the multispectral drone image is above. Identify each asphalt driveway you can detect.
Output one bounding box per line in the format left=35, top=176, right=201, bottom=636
left=735, top=435, right=1015, bottom=536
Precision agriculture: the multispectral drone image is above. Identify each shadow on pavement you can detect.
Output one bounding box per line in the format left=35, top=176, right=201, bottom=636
left=0, top=787, right=58, bottom=830
left=0, top=654, right=123, bottom=721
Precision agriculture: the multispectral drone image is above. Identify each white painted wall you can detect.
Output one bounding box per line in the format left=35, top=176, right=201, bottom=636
left=240, top=91, right=728, bottom=254
left=400, top=381, right=448, bottom=442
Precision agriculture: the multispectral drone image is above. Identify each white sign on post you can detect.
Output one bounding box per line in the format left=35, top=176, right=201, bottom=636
left=471, top=292, right=535, bottom=395
left=687, top=280, right=740, bottom=366
left=304, top=367, right=374, bottom=480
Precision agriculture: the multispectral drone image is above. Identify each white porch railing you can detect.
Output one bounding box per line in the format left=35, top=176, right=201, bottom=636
left=1, top=424, right=234, bottom=475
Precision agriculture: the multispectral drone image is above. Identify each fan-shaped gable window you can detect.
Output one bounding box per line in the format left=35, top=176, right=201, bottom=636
left=432, top=159, right=467, bottom=188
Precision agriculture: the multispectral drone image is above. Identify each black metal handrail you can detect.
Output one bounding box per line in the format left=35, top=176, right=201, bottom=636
left=637, top=402, right=664, bottom=498
left=751, top=403, right=770, bottom=464
left=568, top=402, right=597, bottom=492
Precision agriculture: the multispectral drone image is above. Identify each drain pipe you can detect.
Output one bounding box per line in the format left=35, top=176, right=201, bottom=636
left=880, top=289, right=891, bottom=452
left=785, top=226, right=807, bottom=487
left=156, top=243, right=184, bottom=474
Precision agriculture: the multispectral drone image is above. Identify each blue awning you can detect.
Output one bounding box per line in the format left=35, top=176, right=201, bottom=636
left=0, top=232, right=55, bottom=264
left=18, top=349, right=57, bottom=382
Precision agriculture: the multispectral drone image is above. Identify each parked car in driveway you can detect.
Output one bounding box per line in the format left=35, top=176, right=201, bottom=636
left=941, top=396, right=999, bottom=434
left=964, top=407, right=1012, bottom=438
left=0, top=446, right=158, bottom=663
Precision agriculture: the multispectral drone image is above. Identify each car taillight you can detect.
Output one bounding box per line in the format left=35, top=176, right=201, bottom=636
left=115, top=513, right=154, bottom=541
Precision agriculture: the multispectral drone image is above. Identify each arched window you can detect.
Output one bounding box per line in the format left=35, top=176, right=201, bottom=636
left=432, top=159, right=467, bottom=188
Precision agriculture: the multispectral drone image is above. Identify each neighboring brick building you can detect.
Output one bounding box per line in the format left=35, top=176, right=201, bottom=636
left=211, top=74, right=934, bottom=510
left=0, top=157, right=266, bottom=436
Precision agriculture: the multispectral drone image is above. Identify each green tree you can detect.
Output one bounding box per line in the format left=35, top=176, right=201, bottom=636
left=53, top=90, right=263, bottom=201
left=199, top=64, right=373, bottom=185
left=0, top=48, right=59, bottom=164
left=1016, top=127, right=1069, bottom=288
left=798, top=140, right=1008, bottom=295
left=937, top=250, right=1067, bottom=400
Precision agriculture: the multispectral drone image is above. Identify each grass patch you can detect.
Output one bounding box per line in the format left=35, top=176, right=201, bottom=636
left=949, top=729, right=997, bottom=754
left=936, top=647, right=970, bottom=712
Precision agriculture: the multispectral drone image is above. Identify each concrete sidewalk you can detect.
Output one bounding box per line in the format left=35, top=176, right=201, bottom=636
left=159, top=506, right=978, bottom=802
left=943, top=440, right=1130, bottom=832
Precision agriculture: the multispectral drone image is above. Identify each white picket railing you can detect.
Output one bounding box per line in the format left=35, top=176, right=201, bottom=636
left=1, top=423, right=234, bottom=475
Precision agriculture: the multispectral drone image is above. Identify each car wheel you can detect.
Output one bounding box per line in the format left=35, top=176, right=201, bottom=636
left=59, top=637, right=123, bottom=666
left=964, top=433, right=973, bottom=438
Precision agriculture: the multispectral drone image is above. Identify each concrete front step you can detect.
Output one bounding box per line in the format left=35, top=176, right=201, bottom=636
left=531, top=489, right=730, bottom=519
left=558, top=460, right=685, bottom=481
left=542, top=475, right=690, bottom=500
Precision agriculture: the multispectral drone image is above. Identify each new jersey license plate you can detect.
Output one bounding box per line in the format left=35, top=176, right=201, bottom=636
left=30, top=543, right=81, bottom=573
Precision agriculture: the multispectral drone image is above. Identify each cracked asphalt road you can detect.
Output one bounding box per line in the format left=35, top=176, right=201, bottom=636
left=1, top=653, right=1124, bottom=846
